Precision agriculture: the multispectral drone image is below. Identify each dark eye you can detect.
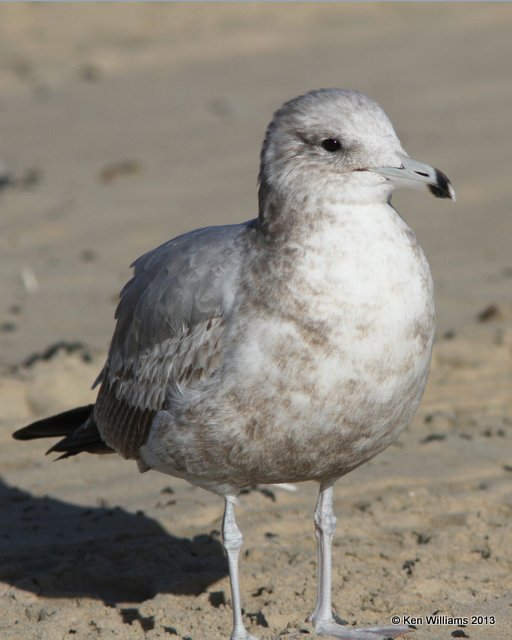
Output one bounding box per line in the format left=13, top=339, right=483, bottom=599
left=321, top=138, right=342, bottom=152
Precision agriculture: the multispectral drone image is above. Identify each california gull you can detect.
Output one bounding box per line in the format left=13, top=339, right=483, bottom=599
left=14, top=88, right=455, bottom=640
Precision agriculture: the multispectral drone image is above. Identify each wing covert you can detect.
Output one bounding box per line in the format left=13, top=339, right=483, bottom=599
left=94, top=220, right=256, bottom=459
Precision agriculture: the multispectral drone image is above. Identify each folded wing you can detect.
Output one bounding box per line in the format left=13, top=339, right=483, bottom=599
left=93, top=221, right=255, bottom=459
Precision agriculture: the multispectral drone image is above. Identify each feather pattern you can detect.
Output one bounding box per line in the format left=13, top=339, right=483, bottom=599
left=93, top=221, right=256, bottom=459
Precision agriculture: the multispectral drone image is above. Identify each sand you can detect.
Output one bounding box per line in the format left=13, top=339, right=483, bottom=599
left=0, top=5, right=511, bottom=639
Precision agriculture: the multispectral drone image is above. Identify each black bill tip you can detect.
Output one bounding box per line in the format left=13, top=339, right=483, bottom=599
left=428, top=168, right=456, bottom=201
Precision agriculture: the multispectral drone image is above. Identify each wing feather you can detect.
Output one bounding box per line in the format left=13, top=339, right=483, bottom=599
left=93, top=221, right=255, bottom=459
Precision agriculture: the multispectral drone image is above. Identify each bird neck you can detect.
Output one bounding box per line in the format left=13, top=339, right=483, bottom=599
left=257, top=176, right=392, bottom=243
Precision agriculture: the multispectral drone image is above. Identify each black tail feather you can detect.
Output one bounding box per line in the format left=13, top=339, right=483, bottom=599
left=13, top=404, right=113, bottom=458
left=13, top=405, right=94, bottom=440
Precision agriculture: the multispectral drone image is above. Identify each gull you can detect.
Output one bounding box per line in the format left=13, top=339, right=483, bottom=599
left=14, top=88, right=455, bottom=640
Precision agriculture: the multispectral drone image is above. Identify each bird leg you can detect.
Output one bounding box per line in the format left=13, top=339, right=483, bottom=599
left=309, top=482, right=337, bottom=626
left=223, top=496, right=258, bottom=640
left=308, top=483, right=412, bottom=640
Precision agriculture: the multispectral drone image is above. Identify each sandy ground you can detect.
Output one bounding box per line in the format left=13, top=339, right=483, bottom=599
left=0, top=5, right=511, bottom=640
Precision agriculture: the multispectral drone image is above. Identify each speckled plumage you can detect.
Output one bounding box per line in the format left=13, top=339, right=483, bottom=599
left=140, top=201, right=434, bottom=494
left=14, top=89, right=454, bottom=640
left=135, top=89, right=439, bottom=495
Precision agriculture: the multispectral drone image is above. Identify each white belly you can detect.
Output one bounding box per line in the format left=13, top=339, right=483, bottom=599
left=219, top=204, right=434, bottom=474
left=141, top=203, right=434, bottom=491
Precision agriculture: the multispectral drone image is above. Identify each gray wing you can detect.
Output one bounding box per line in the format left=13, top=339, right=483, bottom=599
left=94, top=220, right=257, bottom=459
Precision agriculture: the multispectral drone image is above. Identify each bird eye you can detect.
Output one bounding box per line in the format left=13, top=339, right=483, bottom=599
left=321, top=138, right=342, bottom=152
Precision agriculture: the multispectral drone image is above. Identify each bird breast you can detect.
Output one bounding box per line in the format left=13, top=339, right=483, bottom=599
left=143, top=203, right=435, bottom=489
left=211, top=203, right=435, bottom=480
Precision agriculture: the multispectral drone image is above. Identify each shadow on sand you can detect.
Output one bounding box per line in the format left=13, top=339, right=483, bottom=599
left=0, top=477, right=227, bottom=605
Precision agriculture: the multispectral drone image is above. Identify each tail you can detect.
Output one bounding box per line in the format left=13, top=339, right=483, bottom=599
left=13, top=405, right=113, bottom=459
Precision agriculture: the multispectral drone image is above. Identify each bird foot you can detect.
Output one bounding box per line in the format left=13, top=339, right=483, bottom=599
left=230, top=632, right=258, bottom=640
left=312, top=620, right=412, bottom=640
